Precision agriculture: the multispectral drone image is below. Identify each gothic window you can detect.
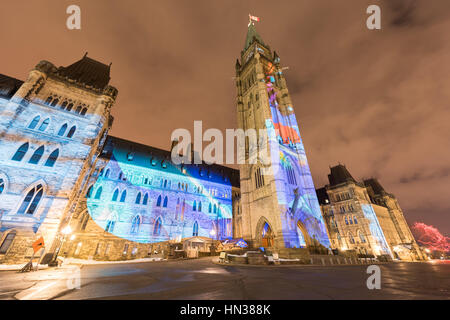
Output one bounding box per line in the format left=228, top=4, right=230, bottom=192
left=358, top=231, right=366, bottom=243
left=348, top=232, right=355, bottom=244
left=255, top=167, right=265, bottom=189
left=61, top=101, right=68, bottom=110
left=112, top=189, right=119, bottom=201
left=193, top=221, right=199, bottom=237
left=213, top=204, right=217, bottom=214
left=18, top=184, right=44, bottom=215
left=349, top=216, right=353, bottom=224
left=81, top=108, right=88, bottom=116
left=44, top=149, right=59, bottom=167
left=86, top=185, right=93, bottom=198
left=193, top=200, right=196, bottom=211
left=45, top=96, right=53, bottom=105
left=154, top=217, right=162, bottom=236
left=143, top=193, right=149, bottom=205
left=209, top=203, right=212, bottom=213
left=94, top=187, right=102, bottom=200
left=353, top=216, right=358, bottom=224
left=0, top=178, right=4, bottom=194
left=163, top=180, right=167, bottom=188
left=135, top=192, right=141, bottom=204
left=105, top=169, right=110, bottom=178
left=38, top=118, right=50, bottom=131
left=75, top=105, right=82, bottom=114
left=131, top=215, right=141, bottom=234
left=198, top=201, right=202, bottom=212
left=50, top=98, right=59, bottom=107
left=66, top=103, right=73, bottom=112
left=120, top=190, right=127, bottom=202
left=28, top=116, right=40, bottom=129
left=12, top=143, right=29, bottom=161
left=156, top=195, right=162, bottom=207
left=163, top=196, right=168, bottom=207
left=345, top=216, right=349, bottom=225
left=67, top=126, right=76, bottom=138
left=105, top=215, right=116, bottom=233
left=29, top=146, right=44, bottom=164
left=0, top=231, right=16, bottom=254
left=57, top=124, right=68, bottom=136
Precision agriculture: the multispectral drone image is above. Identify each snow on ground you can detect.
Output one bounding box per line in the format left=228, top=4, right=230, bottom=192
left=0, top=263, right=49, bottom=271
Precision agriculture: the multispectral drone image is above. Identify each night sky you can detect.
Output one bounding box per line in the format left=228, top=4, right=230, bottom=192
left=1, top=0, right=449, bottom=234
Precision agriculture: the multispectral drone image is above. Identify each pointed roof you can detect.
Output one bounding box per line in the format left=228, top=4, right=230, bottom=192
left=363, top=178, right=386, bottom=195
left=0, top=74, right=23, bottom=99
left=56, top=53, right=111, bottom=90
left=328, top=164, right=356, bottom=186
left=244, top=23, right=265, bottom=51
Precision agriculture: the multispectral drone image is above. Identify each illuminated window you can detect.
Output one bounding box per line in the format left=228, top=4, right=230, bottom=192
left=193, top=200, right=197, bottom=211
left=81, top=108, right=88, bottom=116
left=120, top=190, right=127, bottom=202
left=105, top=169, right=110, bottom=178
left=345, top=217, right=349, bottom=225
left=358, top=231, right=366, bottom=243
left=38, top=118, right=50, bottom=131
left=44, top=149, right=59, bottom=167
left=156, top=195, right=162, bottom=207
left=12, top=143, right=29, bottom=161
left=105, top=215, right=116, bottom=233
left=163, top=196, right=168, bottom=207
left=18, top=184, right=44, bottom=215
left=67, top=126, right=76, bottom=138
left=45, top=96, right=53, bottom=105
left=353, top=216, right=358, bottom=224
left=28, top=116, right=40, bottom=129
left=94, top=187, right=102, bottom=200
left=112, top=189, right=119, bottom=201
left=0, top=231, right=16, bottom=254
left=29, top=146, right=44, bottom=164
left=131, top=215, right=141, bottom=234
left=213, top=204, right=217, bottom=214
left=75, top=105, right=82, bottom=114
left=348, top=233, right=355, bottom=244
left=58, top=123, right=68, bottom=136
left=198, top=201, right=202, bottom=212
left=209, top=203, right=212, bottom=213
left=50, top=98, right=59, bottom=107
left=123, top=244, right=129, bottom=255
left=61, top=101, right=68, bottom=110
left=154, top=217, right=162, bottom=236
left=193, top=221, right=199, bottom=237
left=135, top=192, right=141, bottom=204
left=66, top=103, right=73, bottom=111
left=143, top=193, right=149, bottom=205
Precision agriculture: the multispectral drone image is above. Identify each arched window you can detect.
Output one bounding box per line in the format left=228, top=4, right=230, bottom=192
left=143, top=193, right=149, bottom=205
left=120, top=190, right=127, bottom=202
left=154, top=217, right=162, bottom=236
left=345, top=217, right=349, bottom=225
left=349, top=216, right=353, bottom=224
left=156, top=195, right=162, bottom=207
left=0, top=231, right=16, bottom=254
left=112, top=189, right=119, bottom=201
left=28, top=116, right=40, bottom=129
left=131, top=216, right=141, bottom=234
left=105, top=169, right=110, bottom=178
left=75, top=105, right=82, bottom=114
left=105, top=215, right=116, bottom=233
left=135, top=192, right=142, bottom=204
left=163, top=180, right=167, bottom=188
left=86, top=185, right=93, bottom=198
left=193, top=200, right=197, bottom=211
left=80, top=108, right=88, bottom=116
left=213, top=204, right=217, bottom=214
left=38, top=118, right=50, bottom=131
left=0, top=178, right=4, bottom=194
left=163, top=196, right=168, bottom=207
left=50, top=98, right=59, bottom=107
left=94, top=187, right=102, bottom=200
left=348, top=232, right=355, bottom=244
left=57, top=124, right=68, bottom=136
left=353, top=216, right=358, bottom=224
left=61, top=101, right=68, bottom=110
left=209, top=203, right=212, bottom=213
left=198, top=201, right=202, bottom=212
left=45, top=96, right=53, bottom=105
left=29, top=146, right=44, bottom=164
left=44, top=149, right=59, bottom=167
left=358, top=231, right=366, bottom=243
left=12, top=142, right=29, bottom=161
left=193, top=221, right=199, bottom=237
left=18, top=184, right=44, bottom=215
left=67, top=126, right=76, bottom=138
left=66, top=103, right=73, bottom=112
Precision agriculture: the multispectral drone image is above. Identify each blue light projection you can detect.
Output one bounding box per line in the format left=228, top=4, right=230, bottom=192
left=263, top=62, right=330, bottom=249
left=361, top=204, right=393, bottom=257
left=86, top=138, right=234, bottom=244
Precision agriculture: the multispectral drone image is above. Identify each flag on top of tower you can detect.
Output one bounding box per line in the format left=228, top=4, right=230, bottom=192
left=248, top=14, right=260, bottom=25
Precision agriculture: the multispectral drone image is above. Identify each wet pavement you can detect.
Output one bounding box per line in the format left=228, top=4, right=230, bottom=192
left=0, top=258, right=448, bottom=300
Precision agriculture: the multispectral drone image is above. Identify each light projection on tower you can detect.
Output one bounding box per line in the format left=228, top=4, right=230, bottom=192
left=263, top=61, right=330, bottom=249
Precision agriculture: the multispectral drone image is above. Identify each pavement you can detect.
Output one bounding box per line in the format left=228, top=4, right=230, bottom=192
left=0, top=258, right=448, bottom=300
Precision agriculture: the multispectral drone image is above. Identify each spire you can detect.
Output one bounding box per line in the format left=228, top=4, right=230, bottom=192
left=244, top=22, right=265, bottom=51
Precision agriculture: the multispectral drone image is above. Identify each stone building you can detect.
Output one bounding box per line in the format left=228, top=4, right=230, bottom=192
left=317, top=164, right=424, bottom=261
left=234, top=22, right=330, bottom=250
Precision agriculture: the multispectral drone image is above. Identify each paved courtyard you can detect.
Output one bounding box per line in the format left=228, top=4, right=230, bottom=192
left=0, top=258, right=448, bottom=300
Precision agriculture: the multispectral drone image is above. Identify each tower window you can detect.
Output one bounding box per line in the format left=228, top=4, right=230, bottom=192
left=112, top=189, right=119, bottom=201
left=50, top=98, right=59, bottom=107
left=143, top=193, right=149, bottom=205
left=12, top=143, right=29, bottom=161
left=57, top=124, right=68, bottom=136
left=120, top=190, right=127, bottom=202
left=29, top=146, right=44, bottom=164
left=193, top=221, right=199, bottom=237
left=18, top=184, right=44, bottom=215
left=38, top=118, right=50, bottom=131
left=67, top=126, right=76, bottom=138
left=80, top=108, right=88, bottom=116
left=156, top=195, right=162, bottom=207
left=163, top=196, right=168, bottom=208
left=75, top=105, right=82, bottom=114
left=66, top=103, right=73, bottom=112
left=44, top=149, right=59, bottom=167
left=135, top=192, right=142, bottom=204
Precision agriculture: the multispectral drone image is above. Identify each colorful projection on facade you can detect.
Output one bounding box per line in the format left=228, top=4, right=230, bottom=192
left=361, top=204, right=392, bottom=257
left=263, top=61, right=330, bottom=249
left=85, top=138, right=234, bottom=244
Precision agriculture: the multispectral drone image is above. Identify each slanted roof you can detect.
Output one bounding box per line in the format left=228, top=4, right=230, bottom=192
left=0, top=74, right=23, bottom=99
left=56, top=54, right=111, bottom=90
left=244, top=23, right=265, bottom=51
left=364, top=178, right=386, bottom=196
left=328, top=164, right=356, bottom=186
left=101, top=136, right=240, bottom=188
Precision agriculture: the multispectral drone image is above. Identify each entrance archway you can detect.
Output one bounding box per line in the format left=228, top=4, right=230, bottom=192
left=296, top=220, right=312, bottom=248
left=261, top=222, right=274, bottom=248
